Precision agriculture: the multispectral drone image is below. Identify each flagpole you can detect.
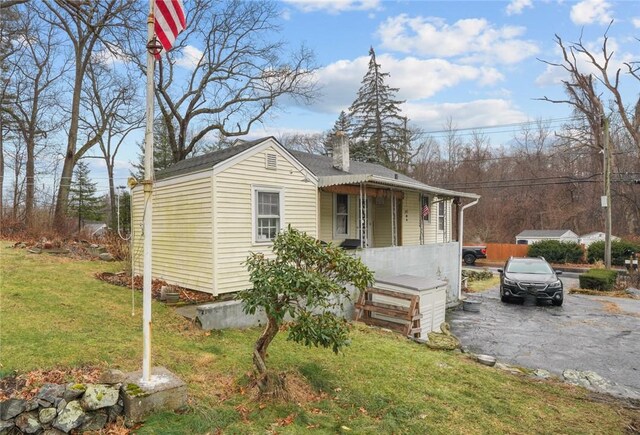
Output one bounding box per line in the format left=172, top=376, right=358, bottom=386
left=142, top=0, right=155, bottom=383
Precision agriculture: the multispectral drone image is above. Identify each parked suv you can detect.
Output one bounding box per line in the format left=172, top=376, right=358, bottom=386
left=498, top=257, right=564, bottom=306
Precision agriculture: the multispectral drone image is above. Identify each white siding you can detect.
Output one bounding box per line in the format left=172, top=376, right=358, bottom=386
left=214, top=145, right=317, bottom=294
left=132, top=172, right=214, bottom=292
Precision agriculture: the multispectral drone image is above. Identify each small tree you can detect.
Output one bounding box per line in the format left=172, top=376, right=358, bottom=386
left=69, top=160, right=102, bottom=230
left=238, top=226, right=373, bottom=398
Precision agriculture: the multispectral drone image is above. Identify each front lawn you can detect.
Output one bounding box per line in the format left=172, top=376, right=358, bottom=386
left=1, top=245, right=636, bottom=433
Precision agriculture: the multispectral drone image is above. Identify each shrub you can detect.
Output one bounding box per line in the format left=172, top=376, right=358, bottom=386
left=527, top=240, right=584, bottom=264
left=462, top=269, right=493, bottom=282
left=579, top=269, right=618, bottom=291
left=586, top=240, right=640, bottom=266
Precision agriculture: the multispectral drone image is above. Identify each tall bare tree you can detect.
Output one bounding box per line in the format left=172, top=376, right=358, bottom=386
left=129, top=0, right=317, bottom=163
left=35, top=0, right=142, bottom=228
left=5, top=8, right=66, bottom=228
left=82, top=60, right=142, bottom=228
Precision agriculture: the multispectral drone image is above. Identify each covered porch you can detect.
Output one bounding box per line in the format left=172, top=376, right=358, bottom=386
left=317, top=175, right=472, bottom=249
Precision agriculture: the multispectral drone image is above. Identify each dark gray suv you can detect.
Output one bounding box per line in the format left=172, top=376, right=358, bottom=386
left=498, top=257, right=564, bottom=306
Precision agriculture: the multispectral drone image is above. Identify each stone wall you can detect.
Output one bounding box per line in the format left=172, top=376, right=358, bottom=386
left=0, top=378, right=124, bottom=434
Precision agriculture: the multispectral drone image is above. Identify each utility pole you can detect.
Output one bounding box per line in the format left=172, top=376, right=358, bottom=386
left=602, top=116, right=612, bottom=269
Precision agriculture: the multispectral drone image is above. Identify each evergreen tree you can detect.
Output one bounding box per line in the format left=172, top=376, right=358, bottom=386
left=131, top=120, right=175, bottom=179
left=324, top=111, right=351, bottom=156
left=348, top=47, right=405, bottom=165
left=69, top=160, right=102, bottom=229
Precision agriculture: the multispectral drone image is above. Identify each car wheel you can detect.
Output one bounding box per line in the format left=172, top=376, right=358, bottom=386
left=552, top=299, right=563, bottom=306
left=463, top=253, right=476, bottom=265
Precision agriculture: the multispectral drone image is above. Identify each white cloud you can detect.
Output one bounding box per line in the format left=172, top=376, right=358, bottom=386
left=404, top=99, right=528, bottom=131
left=506, top=0, right=533, bottom=16
left=570, top=0, right=613, bottom=25
left=377, top=15, right=539, bottom=65
left=632, top=17, right=640, bottom=28
left=175, top=45, right=204, bottom=69
left=281, top=8, right=292, bottom=21
left=311, top=54, right=504, bottom=113
left=282, top=0, right=380, bottom=14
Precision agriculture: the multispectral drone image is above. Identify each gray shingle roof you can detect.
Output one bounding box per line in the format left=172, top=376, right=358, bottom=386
left=154, top=138, right=266, bottom=180
left=289, top=150, right=416, bottom=182
left=153, top=137, right=478, bottom=199
left=516, top=230, right=574, bottom=238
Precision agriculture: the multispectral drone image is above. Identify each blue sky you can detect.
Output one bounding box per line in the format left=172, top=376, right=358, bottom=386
left=87, top=0, right=640, bottom=192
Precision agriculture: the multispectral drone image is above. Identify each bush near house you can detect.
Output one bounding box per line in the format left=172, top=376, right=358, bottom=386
left=579, top=269, right=619, bottom=291
left=527, top=240, right=584, bottom=264
left=586, top=240, right=640, bottom=266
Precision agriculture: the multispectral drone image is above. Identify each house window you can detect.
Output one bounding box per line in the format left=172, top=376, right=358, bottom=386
left=335, top=194, right=349, bottom=237
left=421, top=195, right=430, bottom=222
left=254, top=189, right=282, bottom=242
left=438, top=201, right=445, bottom=231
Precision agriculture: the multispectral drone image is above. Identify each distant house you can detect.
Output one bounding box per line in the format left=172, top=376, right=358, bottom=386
left=131, top=136, right=480, bottom=305
left=515, top=230, right=579, bottom=245
left=579, top=231, right=620, bottom=247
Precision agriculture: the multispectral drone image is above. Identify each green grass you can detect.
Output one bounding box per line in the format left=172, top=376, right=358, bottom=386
left=0, top=245, right=635, bottom=434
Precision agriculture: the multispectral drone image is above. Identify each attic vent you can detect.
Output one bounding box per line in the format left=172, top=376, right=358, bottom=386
left=265, top=153, right=277, bottom=170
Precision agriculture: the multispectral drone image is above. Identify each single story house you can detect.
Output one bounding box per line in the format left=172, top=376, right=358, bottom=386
left=515, top=229, right=579, bottom=245
left=579, top=231, right=620, bottom=247
left=132, top=137, right=479, bottom=303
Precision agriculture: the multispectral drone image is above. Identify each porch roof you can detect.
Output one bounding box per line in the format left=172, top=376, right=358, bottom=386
left=290, top=151, right=479, bottom=200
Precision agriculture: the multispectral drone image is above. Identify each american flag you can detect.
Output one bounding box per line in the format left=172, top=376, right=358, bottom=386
left=422, top=203, right=430, bottom=218
left=154, top=0, right=186, bottom=58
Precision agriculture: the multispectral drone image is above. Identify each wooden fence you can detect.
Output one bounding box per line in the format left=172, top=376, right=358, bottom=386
left=486, top=243, right=529, bottom=261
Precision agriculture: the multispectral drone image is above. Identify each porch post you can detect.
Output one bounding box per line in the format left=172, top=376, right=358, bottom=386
left=391, top=191, right=397, bottom=246
left=359, top=183, right=368, bottom=248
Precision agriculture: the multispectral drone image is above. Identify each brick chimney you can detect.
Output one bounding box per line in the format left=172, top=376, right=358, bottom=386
left=333, top=131, right=349, bottom=172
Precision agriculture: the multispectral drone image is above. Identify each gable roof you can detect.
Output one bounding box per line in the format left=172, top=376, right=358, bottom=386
left=516, top=230, right=577, bottom=238
left=154, top=136, right=479, bottom=199
left=154, top=138, right=265, bottom=180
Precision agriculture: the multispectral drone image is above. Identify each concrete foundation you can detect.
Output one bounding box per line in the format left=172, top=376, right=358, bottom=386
left=196, top=300, right=266, bottom=330
left=120, top=367, right=187, bottom=424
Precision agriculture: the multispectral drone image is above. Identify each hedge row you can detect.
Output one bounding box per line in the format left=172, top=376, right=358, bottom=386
left=586, top=240, right=640, bottom=266
left=527, top=240, right=583, bottom=264
left=578, top=269, right=618, bottom=291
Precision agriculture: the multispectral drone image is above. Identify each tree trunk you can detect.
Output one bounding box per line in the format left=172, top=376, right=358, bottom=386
left=53, top=59, right=83, bottom=229
left=107, top=161, right=116, bottom=229
left=25, top=137, right=34, bottom=229
left=252, top=314, right=288, bottom=399
left=0, top=119, right=4, bottom=222
left=53, top=154, right=74, bottom=230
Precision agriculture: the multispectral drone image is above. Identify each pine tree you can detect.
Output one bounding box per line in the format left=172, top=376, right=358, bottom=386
left=348, top=47, right=405, bottom=166
left=324, top=111, right=351, bottom=156
left=69, top=160, right=102, bottom=229
left=131, top=120, right=175, bottom=179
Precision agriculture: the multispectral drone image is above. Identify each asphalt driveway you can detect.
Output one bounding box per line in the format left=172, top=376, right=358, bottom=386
left=448, top=279, right=640, bottom=395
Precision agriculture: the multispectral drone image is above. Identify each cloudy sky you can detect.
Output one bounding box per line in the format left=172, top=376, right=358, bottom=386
left=88, top=0, right=639, bottom=191
left=256, top=0, right=639, bottom=137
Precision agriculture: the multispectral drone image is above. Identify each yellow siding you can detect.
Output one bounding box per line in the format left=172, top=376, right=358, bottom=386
left=318, top=192, right=359, bottom=244
left=214, top=146, right=317, bottom=295
left=402, top=192, right=421, bottom=245
left=373, top=198, right=392, bottom=247
left=131, top=173, right=214, bottom=292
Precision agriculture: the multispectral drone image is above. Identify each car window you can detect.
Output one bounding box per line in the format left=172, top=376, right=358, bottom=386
left=506, top=261, right=553, bottom=274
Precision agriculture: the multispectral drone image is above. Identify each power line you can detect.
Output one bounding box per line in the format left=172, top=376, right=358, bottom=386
left=422, top=116, right=584, bottom=135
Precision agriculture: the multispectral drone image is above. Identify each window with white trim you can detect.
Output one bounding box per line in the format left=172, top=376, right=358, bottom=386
left=254, top=189, right=282, bottom=242
left=334, top=194, right=349, bottom=237
left=438, top=201, right=445, bottom=231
